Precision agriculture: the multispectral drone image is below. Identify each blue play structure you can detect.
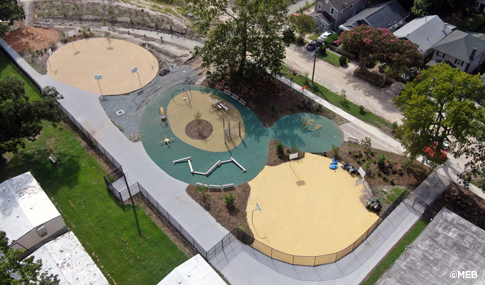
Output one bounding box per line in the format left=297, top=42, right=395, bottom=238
left=329, top=158, right=339, bottom=170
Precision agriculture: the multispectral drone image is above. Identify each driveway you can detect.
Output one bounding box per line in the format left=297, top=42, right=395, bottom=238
left=284, top=45, right=405, bottom=124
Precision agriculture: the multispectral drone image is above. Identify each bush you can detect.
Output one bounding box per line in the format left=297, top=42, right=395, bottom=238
left=296, top=36, right=305, bottom=46
left=359, top=105, right=365, bottom=115
left=339, top=56, right=347, bottom=66
left=331, top=144, right=340, bottom=158
left=361, top=137, right=372, bottom=149
left=276, top=141, right=285, bottom=157
left=319, top=45, right=326, bottom=56
left=391, top=121, right=398, bottom=130
left=270, top=103, right=276, bottom=113
left=325, top=33, right=339, bottom=46
left=224, top=193, right=236, bottom=209
left=377, top=154, right=386, bottom=169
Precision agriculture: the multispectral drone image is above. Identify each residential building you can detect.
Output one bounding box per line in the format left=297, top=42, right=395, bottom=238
left=0, top=172, right=67, bottom=257
left=339, top=0, right=409, bottom=32
left=394, top=15, right=455, bottom=56
left=310, top=0, right=370, bottom=32
left=428, top=30, right=485, bottom=73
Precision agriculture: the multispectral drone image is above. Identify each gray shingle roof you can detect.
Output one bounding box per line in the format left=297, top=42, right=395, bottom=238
left=339, top=0, right=409, bottom=30
left=432, top=30, right=485, bottom=62
left=393, top=15, right=454, bottom=53
left=328, top=0, right=361, bottom=11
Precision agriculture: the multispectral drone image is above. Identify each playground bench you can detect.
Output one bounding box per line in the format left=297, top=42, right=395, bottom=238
left=222, top=183, right=235, bottom=189
left=49, top=154, right=57, bottom=164
left=224, top=89, right=232, bottom=96
left=238, top=98, right=246, bottom=106
left=231, top=94, right=239, bottom=100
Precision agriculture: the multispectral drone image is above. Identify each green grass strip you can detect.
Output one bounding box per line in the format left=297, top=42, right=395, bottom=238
left=0, top=123, right=188, bottom=284
left=316, top=50, right=341, bottom=67
left=0, top=50, right=42, bottom=100
left=281, top=65, right=393, bottom=131
left=308, top=33, right=319, bottom=40
left=360, top=219, right=429, bottom=285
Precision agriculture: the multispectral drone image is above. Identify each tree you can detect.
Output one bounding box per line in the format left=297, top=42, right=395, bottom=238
left=335, top=25, right=388, bottom=69
left=0, top=77, right=62, bottom=158
left=0, top=0, right=25, bottom=25
left=393, top=62, right=483, bottom=166
left=377, top=38, right=423, bottom=81
left=187, top=0, right=288, bottom=83
left=411, top=0, right=431, bottom=17
left=289, top=13, right=317, bottom=39
left=0, top=231, right=59, bottom=284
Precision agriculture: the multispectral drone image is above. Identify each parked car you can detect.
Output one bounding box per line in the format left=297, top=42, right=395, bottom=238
left=319, top=31, right=335, bottom=40
left=306, top=39, right=324, bottom=51
left=306, top=40, right=317, bottom=51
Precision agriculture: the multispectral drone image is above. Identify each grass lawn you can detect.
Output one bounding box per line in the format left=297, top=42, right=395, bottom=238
left=308, top=33, right=319, bottom=40
left=0, top=51, right=187, bottom=284
left=317, top=49, right=341, bottom=67
left=281, top=64, right=394, bottom=132
left=0, top=51, right=42, bottom=100
left=0, top=122, right=188, bottom=285
left=360, top=219, right=429, bottom=285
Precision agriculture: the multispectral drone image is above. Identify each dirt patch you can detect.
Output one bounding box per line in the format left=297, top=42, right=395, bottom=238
left=185, top=119, right=213, bottom=140
left=203, top=75, right=349, bottom=128
left=266, top=139, right=305, bottom=166
left=2, top=26, right=60, bottom=54
left=186, top=184, right=252, bottom=236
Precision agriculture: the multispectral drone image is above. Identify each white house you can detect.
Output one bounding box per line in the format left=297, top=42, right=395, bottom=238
left=394, top=15, right=455, bottom=56
left=158, top=254, right=227, bottom=285
left=0, top=172, right=67, bottom=256
left=29, top=231, right=109, bottom=285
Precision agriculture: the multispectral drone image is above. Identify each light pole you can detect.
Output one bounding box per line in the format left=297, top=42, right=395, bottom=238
left=311, top=44, right=319, bottom=85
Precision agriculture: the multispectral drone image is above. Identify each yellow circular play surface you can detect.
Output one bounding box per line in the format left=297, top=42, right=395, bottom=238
left=47, top=38, right=158, bottom=95
left=247, top=154, right=378, bottom=258
left=167, top=91, right=245, bottom=152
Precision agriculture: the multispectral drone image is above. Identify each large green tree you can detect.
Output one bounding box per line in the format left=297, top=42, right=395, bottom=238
left=289, top=13, right=317, bottom=39
left=0, top=0, right=25, bottom=25
left=1, top=231, right=59, bottom=284
left=187, top=0, right=288, bottom=83
left=393, top=62, right=483, bottom=167
left=411, top=0, right=431, bottom=16
left=0, top=76, right=62, bottom=158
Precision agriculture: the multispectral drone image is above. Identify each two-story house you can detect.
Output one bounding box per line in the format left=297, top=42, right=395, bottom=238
left=310, top=0, right=370, bottom=32
left=428, top=30, right=485, bottom=74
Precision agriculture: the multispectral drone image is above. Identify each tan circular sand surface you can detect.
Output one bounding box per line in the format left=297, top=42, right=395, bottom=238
left=47, top=38, right=158, bottom=95
left=167, top=91, right=245, bottom=152
left=247, top=154, right=378, bottom=260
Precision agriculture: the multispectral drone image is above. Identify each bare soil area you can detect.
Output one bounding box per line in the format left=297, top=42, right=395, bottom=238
left=2, top=26, right=59, bottom=53
left=185, top=119, right=213, bottom=140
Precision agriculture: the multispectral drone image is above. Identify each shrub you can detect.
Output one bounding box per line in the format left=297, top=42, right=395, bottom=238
left=325, top=33, right=339, bottom=46
left=339, top=56, right=347, bottom=66
left=224, top=193, right=236, bottom=209
left=270, top=103, right=276, bottom=113
left=391, top=121, right=398, bottom=130
left=377, top=154, right=386, bottom=168
left=361, top=137, right=372, bottom=149
left=194, top=110, right=202, bottom=125
left=276, top=141, right=285, bottom=157
left=296, top=36, right=305, bottom=46
left=331, top=144, right=340, bottom=158
left=319, top=45, right=326, bottom=56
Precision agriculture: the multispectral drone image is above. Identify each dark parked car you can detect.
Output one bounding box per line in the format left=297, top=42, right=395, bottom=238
left=306, top=40, right=316, bottom=51
left=306, top=39, right=324, bottom=51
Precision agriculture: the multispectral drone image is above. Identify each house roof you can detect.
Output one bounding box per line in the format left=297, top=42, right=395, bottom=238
left=376, top=208, right=485, bottom=284
left=310, top=10, right=335, bottom=24
left=29, top=232, right=109, bottom=285
left=393, top=15, right=455, bottom=53
left=327, top=0, right=361, bottom=11
left=339, top=0, right=409, bottom=30
left=0, top=172, right=61, bottom=242
left=158, top=254, right=227, bottom=285
left=432, top=30, right=485, bottom=63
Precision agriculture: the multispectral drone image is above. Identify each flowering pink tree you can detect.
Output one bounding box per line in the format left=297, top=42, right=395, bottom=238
left=336, top=26, right=423, bottom=76
left=335, top=25, right=385, bottom=69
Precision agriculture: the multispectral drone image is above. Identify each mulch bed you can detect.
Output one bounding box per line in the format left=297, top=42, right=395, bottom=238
left=423, top=183, right=485, bottom=230
left=185, top=119, right=213, bottom=140
left=202, top=75, right=349, bottom=127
